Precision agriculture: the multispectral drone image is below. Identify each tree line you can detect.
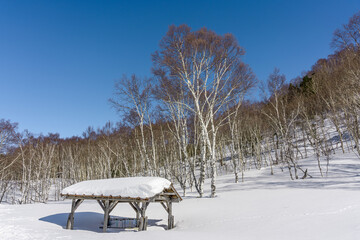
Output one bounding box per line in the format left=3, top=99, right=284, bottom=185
left=1, top=11, right=359, bottom=203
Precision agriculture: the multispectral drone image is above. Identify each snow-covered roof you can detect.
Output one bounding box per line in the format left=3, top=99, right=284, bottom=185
left=61, top=177, right=178, bottom=200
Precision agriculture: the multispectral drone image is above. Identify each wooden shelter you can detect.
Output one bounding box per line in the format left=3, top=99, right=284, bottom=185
left=61, top=177, right=182, bottom=232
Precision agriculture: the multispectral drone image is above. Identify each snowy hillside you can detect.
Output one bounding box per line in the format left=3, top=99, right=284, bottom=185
left=1, top=151, right=360, bottom=240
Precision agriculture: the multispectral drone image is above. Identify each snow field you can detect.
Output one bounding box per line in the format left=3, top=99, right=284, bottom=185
left=1, top=152, right=360, bottom=240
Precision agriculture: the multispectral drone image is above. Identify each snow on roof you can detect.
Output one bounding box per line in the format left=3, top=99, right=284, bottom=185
left=61, top=177, right=172, bottom=199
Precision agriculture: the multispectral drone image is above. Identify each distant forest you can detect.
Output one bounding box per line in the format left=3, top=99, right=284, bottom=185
left=1, top=11, right=359, bottom=204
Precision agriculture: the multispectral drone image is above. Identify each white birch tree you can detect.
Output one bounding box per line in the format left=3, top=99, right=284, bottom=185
left=153, top=25, right=255, bottom=197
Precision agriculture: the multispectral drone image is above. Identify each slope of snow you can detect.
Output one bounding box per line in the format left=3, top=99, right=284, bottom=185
left=1, top=152, right=360, bottom=240
left=61, top=177, right=171, bottom=199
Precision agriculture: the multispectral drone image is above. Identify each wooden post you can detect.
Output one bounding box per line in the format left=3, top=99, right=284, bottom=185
left=138, top=202, right=149, bottom=231
left=107, top=200, right=119, bottom=227
left=136, top=206, right=140, bottom=222
left=66, top=199, right=76, bottom=230
left=103, top=200, right=110, bottom=232
left=66, top=199, right=83, bottom=230
left=168, top=201, right=174, bottom=229
left=144, top=216, right=148, bottom=230
left=160, top=200, right=174, bottom=230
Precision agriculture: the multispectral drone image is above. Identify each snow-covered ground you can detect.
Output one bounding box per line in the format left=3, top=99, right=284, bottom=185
left=1, top=152, right=360, bottom=240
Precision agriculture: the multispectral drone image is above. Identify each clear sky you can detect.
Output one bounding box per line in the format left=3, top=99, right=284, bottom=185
left=1, top=0, right=359, bottom=138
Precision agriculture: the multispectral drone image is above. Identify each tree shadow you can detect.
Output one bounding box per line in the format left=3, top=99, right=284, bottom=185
left=327, top=132, right=352, bottom=144
left=215, top=158, right=360, bottom=192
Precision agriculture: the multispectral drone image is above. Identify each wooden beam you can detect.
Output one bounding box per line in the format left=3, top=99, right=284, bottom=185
left=61, top=190, right=182, bottom=202
left=170, top=184, right=182, bottom=201
left=74, top=199, right=84, bottom=211
left=108, top=200, right=119, bottom=214
left=129, top=202, right=136, bottom=212
left=129, top=202, right=141, bottom=221
left=160, top=202, right=169, bottom=213
left=160, top=192, right=178, bottom=196
left=97, top=200, right=105, bottom=212
left=154, top=195, right=176, bottom=202
left=62, top=194, right=152, bottom=201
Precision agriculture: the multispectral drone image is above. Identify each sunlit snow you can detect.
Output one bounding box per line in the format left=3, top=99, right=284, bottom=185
left=61, top=177, right=171, bottom=199
left=1, top=152, right=360, bottom=240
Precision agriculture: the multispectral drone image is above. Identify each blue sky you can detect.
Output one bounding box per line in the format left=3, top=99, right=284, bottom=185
left=0, top=0, right=359, bottom=138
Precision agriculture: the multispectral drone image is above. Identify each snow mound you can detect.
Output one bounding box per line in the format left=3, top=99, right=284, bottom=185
left=61, top=177, right=171, bottom=199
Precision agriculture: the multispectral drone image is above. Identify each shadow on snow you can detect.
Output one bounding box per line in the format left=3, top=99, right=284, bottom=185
left=39, top=212, right=165, bottom=233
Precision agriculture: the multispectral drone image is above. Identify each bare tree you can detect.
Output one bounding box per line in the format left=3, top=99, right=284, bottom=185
left=153, top=25, right=255, bottom=197
left=262, top=68, right=303, bottom=179
left=332, top=11, right=360, bottom=51
left=110, top=75, right=156, bottom=176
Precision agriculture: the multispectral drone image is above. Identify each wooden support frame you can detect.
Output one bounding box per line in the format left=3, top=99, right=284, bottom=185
left=66, top=199, right=84, bottom=229
left=96, top=200, right=120, bottom=232
left=62, top=183, right=181, bottom=232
